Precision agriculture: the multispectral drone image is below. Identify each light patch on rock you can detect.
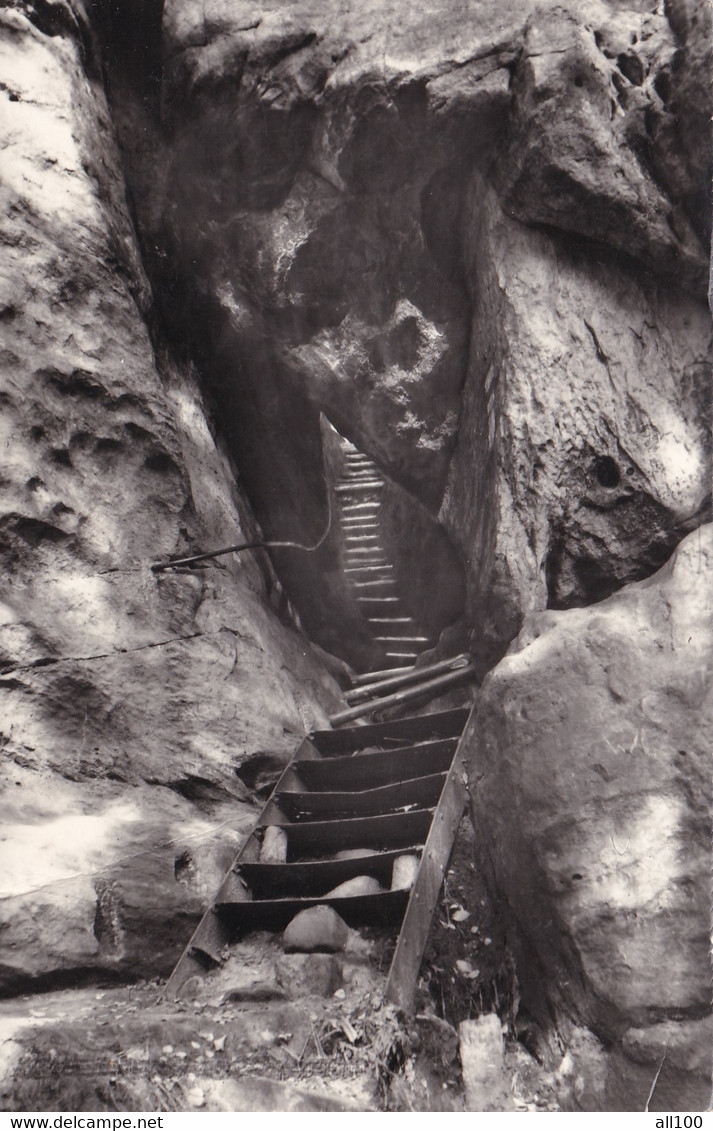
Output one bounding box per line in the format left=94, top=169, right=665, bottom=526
left=0, top=801, right=142, bottom=899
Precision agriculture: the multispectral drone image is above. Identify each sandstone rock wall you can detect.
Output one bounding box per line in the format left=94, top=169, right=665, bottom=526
left=464, top=526, right=713, bottom=1108
left=102, top=0, right=711, bottom=671
left=442, top=171, right=711, bottom=670
left=0, top=0, right=341, bottom=992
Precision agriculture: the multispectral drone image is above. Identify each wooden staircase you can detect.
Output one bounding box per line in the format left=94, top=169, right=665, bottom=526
left=337, top=449, right=432, bottom=669
left=163, top=705, right=473, bottom=1013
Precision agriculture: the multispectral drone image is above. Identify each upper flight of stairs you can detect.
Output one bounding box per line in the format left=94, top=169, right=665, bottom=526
left=337, top=449, right=432, bottom=669
left=163, top=706, right=472, bottom=1013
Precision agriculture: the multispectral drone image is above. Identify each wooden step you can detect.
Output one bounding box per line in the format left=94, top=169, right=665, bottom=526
left=233, top=847, right=421, bottom=900
left=292, top=739, right=457, bottom=790
left=308, top=708, right=469, bottom=754
left=352, top=578, right=397, bottom=587
left=345, top=565, right=393, bottom=574
left=351, top=663, right=415, bottom=683
left=373, top=635, right=430, bottom=643
left=345, top=558, right=388, bottom=566
left=216, top=889, right=410, bottom=933
left=269, top=772, right=447, bottom=823
left=335, top=482, right=384, bottom=493
left=356, top=596, right=400, bottom=603
left=259, top=807, right=435, bottom=858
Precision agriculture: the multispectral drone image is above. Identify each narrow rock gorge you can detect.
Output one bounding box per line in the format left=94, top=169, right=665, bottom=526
left=0, top=0, right=710, bottom=1113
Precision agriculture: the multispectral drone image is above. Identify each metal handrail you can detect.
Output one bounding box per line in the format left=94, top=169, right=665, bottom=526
left=151, top=540, right=267, bottom=572
left=152, top=492, right=335, bottom=572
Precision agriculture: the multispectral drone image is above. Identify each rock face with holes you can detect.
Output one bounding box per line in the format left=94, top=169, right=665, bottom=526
left=109, top=0, right=712, bottom=673
left=441, top=170, right=711, bottom=671
left=466, top=526, right=713, bottom=1109
left=0, top=1, right=341, bottom=993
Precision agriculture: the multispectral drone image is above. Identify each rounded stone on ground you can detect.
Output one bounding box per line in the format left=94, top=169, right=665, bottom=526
left=415, top=1014, right=459, bottom=1066
left=391, top=854, right=419, bottom=890
left=260, top=826, right=288, bottom=862
left=325, top=875, right=382, bottom=898
left=275, top=952, right=343, bottom=998
left=283, top=904, right=349, bottom=953
left=180, top=976, right=204, bottom=1001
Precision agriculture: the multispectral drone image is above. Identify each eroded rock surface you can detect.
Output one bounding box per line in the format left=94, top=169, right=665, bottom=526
left=0, top=0, right=341, bottom=992
left=466, top=526, right=713, bottom=1108
left=497, top=4, right=709, bottom=292
left=100, top=0, right=712, bottom=669
left=443, top=172, right=711, bottom=669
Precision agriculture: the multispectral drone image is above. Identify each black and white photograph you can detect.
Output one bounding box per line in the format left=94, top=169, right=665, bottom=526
left=0, top=0, right=711, bottom=1116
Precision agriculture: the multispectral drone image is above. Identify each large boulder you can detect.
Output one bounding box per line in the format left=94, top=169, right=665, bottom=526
left=496, top=4, right=709, bottom=292
left=0, top=0, right=341, bottom=992
left=442, top=172, right=711, bottom=671
left=465, top=526, right=713, bottom=1108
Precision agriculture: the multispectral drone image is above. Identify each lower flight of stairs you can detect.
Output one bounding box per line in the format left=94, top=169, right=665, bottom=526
left=162, top=706, right=472, bottom=1014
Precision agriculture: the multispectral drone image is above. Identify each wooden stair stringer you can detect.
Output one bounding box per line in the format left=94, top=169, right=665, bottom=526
left=160, top=706, right=475, bottom=1013
left=384, top=700, right=475, bottom=1012
left=160, top=736, right=319, bottom=1001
